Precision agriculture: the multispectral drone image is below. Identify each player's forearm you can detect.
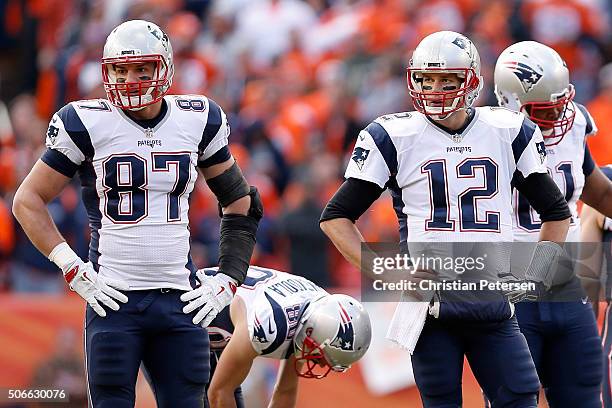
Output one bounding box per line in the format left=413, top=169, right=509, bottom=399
left=268, top=389, right=297, bottom=408
left=581, top=166, right=612, bottom=218
left=579, top=207, right=604, bottom=280
left=222, top=194, right=250, bottom=215
left=208, top=387, right=237, bottom=408
left=578, top=207, right=604, bottom=312
left=12, top=186, right=65, bottom=257
left=538, top=218, right=570, bottom=245
left=320, top=218, right=365, bottom=269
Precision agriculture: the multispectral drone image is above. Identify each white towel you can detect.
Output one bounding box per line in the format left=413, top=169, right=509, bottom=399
left=386, top=290, right=431, bottom=355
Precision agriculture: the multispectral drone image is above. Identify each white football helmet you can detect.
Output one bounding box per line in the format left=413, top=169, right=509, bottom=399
left=494, top=41, right=575, bottom=146
left=102, top=20, right=174, bottom=110
left=407, top=31, right=483, bottom=119
left=293, top=294, right=371, bottom=379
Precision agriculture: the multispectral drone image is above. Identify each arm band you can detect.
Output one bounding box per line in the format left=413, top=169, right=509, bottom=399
left=206, top=162, right=250, bottom=208
left=48, top=242, right=78, bottom=271
left=218, top=187, right=263, bottom=285
left=320, top=178, right=384, bottom=223
left=514, top=172, right=571, bottom=222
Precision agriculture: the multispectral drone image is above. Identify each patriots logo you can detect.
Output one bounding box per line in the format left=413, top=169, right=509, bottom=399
left=330, top=304, right=355, bottom=351
left=46, top=125, right=59, bottom=145
left=536, top=141, right=547, bottom=164
left=504, top=61, right=543, bottom=92
left=252, top=316, right=268, bottom=343
left=351, top=147, right=370, bottom=171
left=452, top=36, right=467, bottom=50
left=452, top=36, right=473, bottom=58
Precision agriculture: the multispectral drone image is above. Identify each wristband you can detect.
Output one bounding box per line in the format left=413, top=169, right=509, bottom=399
left=48, top=242, right=78, bottom=271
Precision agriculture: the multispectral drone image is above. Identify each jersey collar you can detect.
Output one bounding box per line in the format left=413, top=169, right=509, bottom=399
left=425, top=108, right=478, bottom=142
left=117, top=98, right=171, bottom=132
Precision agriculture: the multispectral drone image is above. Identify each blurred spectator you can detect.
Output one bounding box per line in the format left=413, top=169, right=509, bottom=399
left=29, top=327, right=87, bottom=408
left=167, top=11, right=218, bottom=96
left=587, top=62, right=612, bottom=166
left=234, top=0, right=317, bottom=70
left=277, top=178, right=331, bottom=286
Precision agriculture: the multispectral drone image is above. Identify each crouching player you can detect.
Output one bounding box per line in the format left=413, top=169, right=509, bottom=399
left=199, top=265, right=372, bottom=408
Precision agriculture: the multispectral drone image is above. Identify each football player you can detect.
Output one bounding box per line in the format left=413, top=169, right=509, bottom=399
left=11, top=20, right=262, bottom=407
left=579, top=165, right=612, bottom=406
left=494, top=42, right=612, bottom=407
left=320, top=31, right=572, bottom=407
left=201, top=265, right=371, bottom=408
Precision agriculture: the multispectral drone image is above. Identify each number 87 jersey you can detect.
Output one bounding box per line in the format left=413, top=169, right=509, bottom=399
left=42, top=95, right=230, bottom=290
left=344, top=107, right=548, bottom=243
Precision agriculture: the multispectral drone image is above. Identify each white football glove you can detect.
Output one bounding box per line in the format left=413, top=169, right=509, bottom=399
left=50, top=242, right=129, bottom=317
left=181, top=270, right=237, bottom=327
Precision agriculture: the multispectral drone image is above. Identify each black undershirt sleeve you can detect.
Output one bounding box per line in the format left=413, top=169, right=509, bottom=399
left=320, top=178, right=385, bottom=223
left=513, top=172, right=571, bottom=222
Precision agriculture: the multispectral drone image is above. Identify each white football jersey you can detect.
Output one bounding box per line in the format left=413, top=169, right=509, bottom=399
left=512, top=103, right=597, bottom=243
left=206, top=266, right=328, bottom=358
left=43, top=95, right=230, bottom=290
left=345, top=107, right=547, bottom=244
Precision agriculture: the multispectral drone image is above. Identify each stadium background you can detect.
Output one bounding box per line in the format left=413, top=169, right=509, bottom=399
left=0, top=0, right=611, bottom=406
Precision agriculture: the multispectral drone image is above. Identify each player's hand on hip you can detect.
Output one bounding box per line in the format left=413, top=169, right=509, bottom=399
left=405, top=268, right=438, bottom=301
left=499, top=274, right=545, bottom=303
left=63, top=259, right=129, bottom=317
left=181, top=270, right=237, bottom=327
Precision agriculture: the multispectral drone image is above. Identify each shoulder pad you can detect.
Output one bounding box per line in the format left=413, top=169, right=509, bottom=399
left=477, top=106, right=524, bottom=129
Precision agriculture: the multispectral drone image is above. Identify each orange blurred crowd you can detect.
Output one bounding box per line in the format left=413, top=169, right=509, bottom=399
left=1, top=0, right=612, bottom=294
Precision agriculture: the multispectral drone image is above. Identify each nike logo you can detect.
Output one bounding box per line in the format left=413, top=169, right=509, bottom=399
left=52, top=117, right=57, bottom=123
left=216, top=287, right=225, bottom=296
left=64, top=265, right=79, bottom=284
left=82, top=271, right=92, bottom=283
left=268, top=319, right=275, bottom=335
left=359, top=133, right=365, bottom=141
left=581, top=297, right=589, bottom=305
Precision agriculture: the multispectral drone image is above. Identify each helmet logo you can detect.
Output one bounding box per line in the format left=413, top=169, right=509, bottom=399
left=452, top=36, right=467, bottom=50
left=147, top=25, right=170, bottom=53
left=452, top=36, right=473, bottom=59
left=330, top=304, right=355, bottom=351
left=504, top=61, right=543, bottom=92
left=148, top=25, right=162, bottom=41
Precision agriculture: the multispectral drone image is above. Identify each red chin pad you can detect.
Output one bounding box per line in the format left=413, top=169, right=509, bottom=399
left=406, top=68, right=480, bottom=117
left=102, top=54, right=170, bottom=110
left=522, top=87, right=576, bottom=147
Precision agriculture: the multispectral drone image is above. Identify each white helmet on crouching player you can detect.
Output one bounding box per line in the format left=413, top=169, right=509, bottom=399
left=494, top=41, right=575, bottom=146
left=102, top=20, right=174, bottom=111
left=407, top=31, right=483, bottom=120
left=293, top=294, right=372, bottom=379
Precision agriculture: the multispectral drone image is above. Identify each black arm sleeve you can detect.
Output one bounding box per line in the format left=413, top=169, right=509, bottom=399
left=218, top=187, right=263, bottom=285
left=320, top=178, right=385, bottom=223
left=514, top=172, right=571, bottom=222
